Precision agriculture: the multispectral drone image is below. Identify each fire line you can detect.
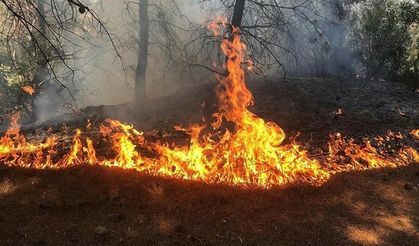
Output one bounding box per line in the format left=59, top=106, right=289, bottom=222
left=0, top=22, right=418, bottom=188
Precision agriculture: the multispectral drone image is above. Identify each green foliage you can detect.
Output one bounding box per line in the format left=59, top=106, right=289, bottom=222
left=404, top=23, right=419, bottom=84
left=0, top=3, right=61, bottom=117
left=0, top=49, right=33, bottom=116
left=352, top=0, right=419, bottom=86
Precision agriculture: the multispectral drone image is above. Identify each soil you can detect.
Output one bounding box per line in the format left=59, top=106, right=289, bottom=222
left=37, top=76, right=417, bottom=147
left=0, top=77, right=418, bottom=245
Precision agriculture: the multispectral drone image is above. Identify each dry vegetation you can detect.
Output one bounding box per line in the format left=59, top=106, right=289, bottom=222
left=0, top=163, right=417, bottom=245
left=0, top=77, right=418, bottom=245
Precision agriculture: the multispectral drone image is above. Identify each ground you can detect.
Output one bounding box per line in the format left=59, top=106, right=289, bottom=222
left=0, top=77, right=418, bottom=245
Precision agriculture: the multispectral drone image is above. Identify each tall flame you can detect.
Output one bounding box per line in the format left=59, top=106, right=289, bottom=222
left=153, top=27, right=329, bottom=186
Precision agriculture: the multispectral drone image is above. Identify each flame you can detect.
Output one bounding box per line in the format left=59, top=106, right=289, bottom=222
left=84, top=137, right=97, bottom=165
left=0, top=113, right=58, bottom=168
left=22, top=86, right=35, bottom=95
left=99, top=119, right=145, bottom=169
left=0, top=20, right=417, bottom=188
left=327, top=131, right=418, bottom=172
left=207, top=16, right=227, bottom=36
left=411, top=129, right=419, bottom=139
left=244, top=58, right=254, bottom=71
left=335, top=109, right=343, bottom=116
left=147, top=26, right=330, bottom=186
left=62, top=129, right=84, bottom=166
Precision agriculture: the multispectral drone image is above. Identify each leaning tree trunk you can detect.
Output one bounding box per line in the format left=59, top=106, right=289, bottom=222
left=135, top=0, right=149, bottom=103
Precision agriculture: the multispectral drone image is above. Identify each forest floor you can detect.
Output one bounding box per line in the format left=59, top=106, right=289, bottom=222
left=0, top=77, right=418, bottom=245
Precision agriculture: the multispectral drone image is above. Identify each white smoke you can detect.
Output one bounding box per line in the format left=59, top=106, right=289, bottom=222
left=34, top=0, right=363, bottom=123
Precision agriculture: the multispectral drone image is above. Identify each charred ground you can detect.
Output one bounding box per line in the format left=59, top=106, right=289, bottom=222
left=0, top=77, right=418, bottom=245
left=75, top=77, right=418, bottom=142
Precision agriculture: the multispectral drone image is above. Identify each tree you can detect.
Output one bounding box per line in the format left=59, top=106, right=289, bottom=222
left=182, top=0, right=330, bottom=79
left=231, top=0, right=245, bottom=29
left=0, top=0, right=123, bottom=120
left=31, top=0, right=48, bottom=122
left=226, top=0, right=246, bottom=75
left=351, top=0, right=418, bottom=85
left=135, top=0, right=149, bottom=102
left=126, top=0, right=191, bottom=100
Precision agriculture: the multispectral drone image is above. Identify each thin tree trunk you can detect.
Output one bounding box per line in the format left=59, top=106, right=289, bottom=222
left=31, top=0, right=48, bottom=122
left=135, top=0, right=149, bottom=103
left=37, top=0, right=46, bottom=34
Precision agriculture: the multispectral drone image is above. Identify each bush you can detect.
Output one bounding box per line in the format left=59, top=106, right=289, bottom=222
left=352, top=0, right=418, bottom=87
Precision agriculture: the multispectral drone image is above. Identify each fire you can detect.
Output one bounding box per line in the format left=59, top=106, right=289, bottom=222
left=139, top=24, right=331, bottom=186
left=22, top=86, right=35, bottom=95
left=100, top=119, right=145, bottom=169
left=207, top=16, right=227, bottom=37
left=0, top=113, right=58, bottom=168
left=0, top=20, right=417, bottom=188
left=151, top=26, right=330, bottom=186
left=335, top=109, right=343, bottom=116
left=84, top=137, right=97, bottom=165
left=327, top=132, right=418, bottom=171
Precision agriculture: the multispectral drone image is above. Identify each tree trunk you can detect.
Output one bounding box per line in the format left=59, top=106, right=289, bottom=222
left=225, top=0, right=245, bottom=74
left=135, top=0, right=149, bottom=103
left=231, top=0, right=246, bottom=30
left=31, top=0, right=48, bottom=122
left=37, top=0, right=46, bottom=35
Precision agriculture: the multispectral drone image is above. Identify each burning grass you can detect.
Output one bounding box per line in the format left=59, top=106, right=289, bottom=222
left=0, top=23, right=418, bottom=188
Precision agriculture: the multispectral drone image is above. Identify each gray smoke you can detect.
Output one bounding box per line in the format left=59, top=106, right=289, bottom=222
left=33, top=0, right=364, bottom=123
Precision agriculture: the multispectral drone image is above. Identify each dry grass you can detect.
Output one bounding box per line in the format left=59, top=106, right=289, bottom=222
left=0, top=77, right=417, bottom=245
left=0, top=164, right=417, bottom=245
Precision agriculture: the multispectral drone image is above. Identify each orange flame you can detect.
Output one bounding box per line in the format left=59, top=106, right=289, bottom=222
left=207, top=16, right=228, bottom=37
left=22, top=86, right=35, bottom=95
left=0, top=113, right=58, bottom=168
left=327, top=131, right=418, bottom=171
left=147, top=26, right=331, bottom=186
left=100, top=119, right=145, bottom=169
left=84, top=137, right=97, bottom=165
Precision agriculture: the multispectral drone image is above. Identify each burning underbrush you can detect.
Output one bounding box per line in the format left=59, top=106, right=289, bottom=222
left=0, top=24, right=418, bottom=188
left=0, top=113, right=417, bottom=188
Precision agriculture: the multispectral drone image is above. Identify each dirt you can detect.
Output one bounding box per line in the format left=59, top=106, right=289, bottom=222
left=0, top=77, right=418, bottom=245
left=0, top=164, right=418, bottom=245
left=49, top=76, right=418, bottom=146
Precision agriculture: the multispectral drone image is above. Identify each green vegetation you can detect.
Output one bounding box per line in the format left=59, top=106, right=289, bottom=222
left=352, top=0, right=419, bottom=86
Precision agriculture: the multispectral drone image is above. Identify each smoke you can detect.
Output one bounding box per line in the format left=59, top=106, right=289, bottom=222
left=281, top=1, right=358, bottom=78
left=32, top=0, right=364, bottom=123
left=32, top=0, right=135, bottom=124
left=58, top=0, right=211, bottom=106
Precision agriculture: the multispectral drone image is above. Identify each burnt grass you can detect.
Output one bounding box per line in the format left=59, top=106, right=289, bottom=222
left=1, top=77, right=418, bottom=245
